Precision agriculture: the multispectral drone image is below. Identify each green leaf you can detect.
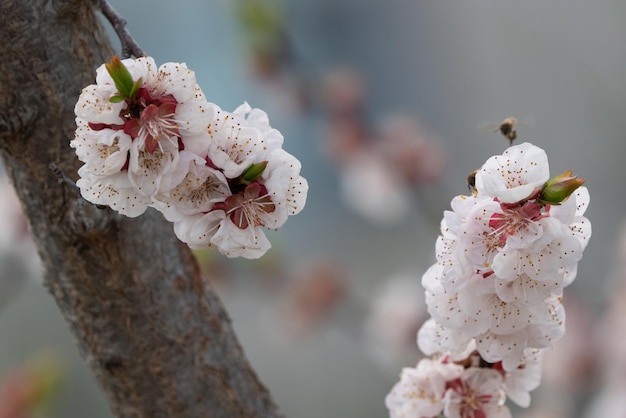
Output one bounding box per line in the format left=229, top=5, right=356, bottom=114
left=105, top=56, right=135, bottom=99
left=241, top=161, right=268, bottom=183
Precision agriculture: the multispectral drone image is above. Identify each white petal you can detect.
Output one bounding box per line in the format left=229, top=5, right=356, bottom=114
left=74, top=85, right=126, bottom=125
left=210, top=219, right=271, bottom=259
left=173, top=210, right=225, bottom=248
left=475, top=142, right=549, bottom=203
left=76, top=168, right=149, bottom=217
left=152, top=62, right=197, bottom=103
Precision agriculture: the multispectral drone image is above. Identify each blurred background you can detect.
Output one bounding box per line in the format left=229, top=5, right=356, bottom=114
left=2, top=0, right=626, bottom=416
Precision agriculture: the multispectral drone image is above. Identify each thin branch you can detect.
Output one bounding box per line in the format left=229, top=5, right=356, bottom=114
left=49, top=162, right=78, bottom=189
left=49, top=163, right=110, bottom=210
left=99, top=0, right=145, bottom=58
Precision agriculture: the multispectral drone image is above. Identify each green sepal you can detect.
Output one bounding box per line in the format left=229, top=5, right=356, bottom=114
left=241, top=161, right=268, bottom=183
left=109, top=95, right=125, bottom=103
left=105, top=56, right=135, bottom=99
left=129, top=77, right=143, bottom=100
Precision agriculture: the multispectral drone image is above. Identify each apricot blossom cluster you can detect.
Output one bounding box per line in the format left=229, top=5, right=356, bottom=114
left=72, top=56, right=307, bottom=258
left=386, top=142, right=591, bottom=417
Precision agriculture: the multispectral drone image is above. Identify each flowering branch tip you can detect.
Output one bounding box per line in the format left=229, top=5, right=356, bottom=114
left=386, top=142, right=591, bottom=418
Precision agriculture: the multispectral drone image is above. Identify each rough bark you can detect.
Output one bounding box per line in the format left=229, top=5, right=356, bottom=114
left=0, top=1, right=283, bottom=417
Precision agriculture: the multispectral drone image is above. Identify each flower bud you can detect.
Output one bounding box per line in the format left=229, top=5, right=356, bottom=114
left=539, top=170, right=585, bottom=204
left=105, top=56, right=138, bottom=100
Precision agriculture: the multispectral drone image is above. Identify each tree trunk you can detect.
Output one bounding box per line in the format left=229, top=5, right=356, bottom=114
left=0, top=1, right=283, bottom=417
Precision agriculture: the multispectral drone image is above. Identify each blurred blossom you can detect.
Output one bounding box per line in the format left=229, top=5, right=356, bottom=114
left=339, top=151, right=412, bottom=225
left=517, top=407, right=569, bottom=418
left=0, top=352, right=64, bottom=418
left=364, top=273, right=427, bottom=373
left=584, top=219, right=626, bottom=417
left=234, top=0, right=315, bottom=114
left=376, top=115, right=446, bottom=184
left=584, top=384, right=626, bottom=418
left=0, top=176, right=30, bottom=249
left=323, top=118, right=368, bottom=165
left=541, top=295, right=596, bottom=395
left=321, top=68, right=369, bottom=164
left=281, top=260, right=348, bottom=338
left=321, top=68, right=447, bottom=225
left=596, top=221, right=626, bottom=379
left=322, top=68, right=367, bottom=117
left=0, top=175, right=41, bottom=309
left=235, top=0, right=288, bottom=79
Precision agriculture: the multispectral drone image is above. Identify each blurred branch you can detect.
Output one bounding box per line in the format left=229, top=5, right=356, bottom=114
left=99, top=0, right=145, bottom=58
left=0, top=0, right=281, bottom=416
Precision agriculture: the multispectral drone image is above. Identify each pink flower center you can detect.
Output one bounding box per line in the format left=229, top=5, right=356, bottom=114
left=488, top=201, right=544, bottom=246
left=223, top=183, right=276, bottom=229
left=89, top=88, right=181, bottom=158
left=448, top=378, right=492, bottom=418
left=124, top=102, right=179, bottom=153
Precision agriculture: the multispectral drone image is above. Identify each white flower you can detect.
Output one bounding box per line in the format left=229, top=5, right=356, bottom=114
left=208, top=182, right=278, bottom=259
left=210, top=214, right=272, bottom=259
left=493, top=272, right=561, bottom=306
left=549, top=186, right=592, bottom=251
left=73, top=58, right=309, bottom=260
left=456, top=198, right=505, bottom=272
left=503, top=348, right=544, bottom=408
left=491, top=215, right=583, bottom=281
left=422, top=264, right=489, bottom=338
left=417, top=318, right=474, bottom=359
left=391, top=142, right=592, bottom=414
left=74, top=84, right=126, bottom=125
left=456, top=273, right=547, bottom=336
left=475, top=331, right=528, bottom=370
left=475, top=142, right=549, bottom=204
left=161, top=102, right=306, bottom=259
left=207, top=102, right=284, bottom=179
left=206, top=149, right=307, bottom=259
left=262, top=149, right=309, bottom=219
left=173, top=210, right=226, bottom=249
left=76, top=166, right=151, bottom=218
left=385, top=358, right=464, bottom=418
left=127, top=130, right=185, bottom=197
left=73, top=56, right=213, bottom=216
left=95, top=57, right=198, bottom=105
left=95, top=56, right=157, bottom=87
left=444, top=368, right=511, bottom=418
left=72, top=119, right=132, bottom=176
left=154, top=155, right=230, bottom=222
left=525, top=293, right=566, bottom=350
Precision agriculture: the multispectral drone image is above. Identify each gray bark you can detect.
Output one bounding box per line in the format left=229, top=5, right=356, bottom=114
left=0, top=1, right=283, bottom=417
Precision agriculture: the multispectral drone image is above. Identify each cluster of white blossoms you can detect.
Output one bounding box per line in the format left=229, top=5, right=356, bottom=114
left=71, top=56, right=307, bottom=258
left=386, top=142, right=591, bottom=417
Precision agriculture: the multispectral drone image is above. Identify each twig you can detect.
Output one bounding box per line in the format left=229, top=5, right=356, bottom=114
left=99, top=0, right=145, bottom=58
left=49, top=162, right=79, bottom=189
left=50, top=163, right=110, bottom=210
